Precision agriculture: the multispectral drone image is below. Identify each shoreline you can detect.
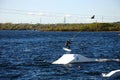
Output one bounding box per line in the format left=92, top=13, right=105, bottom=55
left=0, top=29, right=120, bottom=32
left=0, top=22, right=120, bottom=32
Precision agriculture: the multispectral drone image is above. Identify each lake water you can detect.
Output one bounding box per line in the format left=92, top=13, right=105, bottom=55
left=0, top=30, right=120, bottom=80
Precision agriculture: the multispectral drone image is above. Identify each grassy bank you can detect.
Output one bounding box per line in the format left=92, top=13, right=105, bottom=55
left=0, top=22, right=120, bottom=31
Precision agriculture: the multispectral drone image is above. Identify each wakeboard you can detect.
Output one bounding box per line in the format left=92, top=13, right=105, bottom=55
left=63, top=47, right=71, bottom=52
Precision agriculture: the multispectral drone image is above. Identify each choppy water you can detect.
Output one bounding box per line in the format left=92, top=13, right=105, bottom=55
left=0, top=30, right=120, bottom=80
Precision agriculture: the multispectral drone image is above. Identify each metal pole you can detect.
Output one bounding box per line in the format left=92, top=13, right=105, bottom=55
left=64, top=16, right=66, bottom=24
left=40, top=18, right=41, bottom=24
left=102, top=16, right=103, bottom=23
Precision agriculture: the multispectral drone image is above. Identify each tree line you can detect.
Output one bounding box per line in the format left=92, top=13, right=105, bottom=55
left=0, top=22, right=120, bottom=31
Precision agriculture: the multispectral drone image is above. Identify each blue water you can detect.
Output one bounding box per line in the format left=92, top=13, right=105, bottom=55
left=0, top=30, right=120, bottom=80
